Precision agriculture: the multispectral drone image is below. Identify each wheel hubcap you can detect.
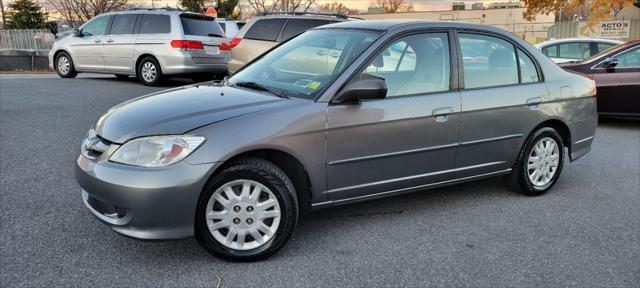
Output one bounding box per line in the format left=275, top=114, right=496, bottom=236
left=141, top=62, right=156, bottom=82
left=205, top=179, right=281, bottom=250
left=57, top=56, right=70, bottom=74
left=527, top=137, right=560, bottom=188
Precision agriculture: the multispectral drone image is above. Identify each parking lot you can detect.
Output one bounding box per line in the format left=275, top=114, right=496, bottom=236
left=0, top=73, right=638, bottom=287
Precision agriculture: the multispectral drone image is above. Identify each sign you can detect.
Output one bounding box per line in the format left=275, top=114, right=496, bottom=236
left=578, top=20, right=631, bottom=39
left=205, top=7, right=218, bottom=17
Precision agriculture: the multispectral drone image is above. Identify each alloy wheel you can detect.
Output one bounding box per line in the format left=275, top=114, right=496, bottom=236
left=57, top=56, right=70, bottom=75
left=141, top=62, right=156, bottom=83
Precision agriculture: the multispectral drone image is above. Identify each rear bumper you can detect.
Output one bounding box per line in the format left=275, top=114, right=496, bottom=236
left=161, top=50, right=230, bottom=75
left=76, top=155, right=220, bottom=240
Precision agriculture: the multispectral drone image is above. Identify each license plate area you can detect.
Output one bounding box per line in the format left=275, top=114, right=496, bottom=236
left=204, top=45, right=220, bottom=55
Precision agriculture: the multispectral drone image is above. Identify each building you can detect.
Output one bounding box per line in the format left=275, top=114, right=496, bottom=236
left=472, top=2, right=484, bottom=10
left=488, top=2, right=522, bottom=9
left=452, top=2, right=465, bottom=11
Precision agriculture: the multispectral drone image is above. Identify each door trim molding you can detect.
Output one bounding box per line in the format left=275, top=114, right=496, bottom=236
left=326, top=161, right=505, bottom=194
left=313, top=168, right=512, bottom=208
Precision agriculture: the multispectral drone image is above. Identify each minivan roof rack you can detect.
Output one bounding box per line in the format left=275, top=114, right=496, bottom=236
left=128, top=7, right=187, bottom=12
left=259, top=11, right=361, bottom=20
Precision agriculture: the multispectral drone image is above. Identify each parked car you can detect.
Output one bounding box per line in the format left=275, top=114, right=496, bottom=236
left=535, top=38, right=623, bottom=63
left=216, top=18, right=243, bottom=40
left=560, top=40, right=640, bottom=118
left=76, top=20, right=597, bottom=261
left=49, top=9, right=229, bottom=85
left=226, top=12, right=359, bottom=74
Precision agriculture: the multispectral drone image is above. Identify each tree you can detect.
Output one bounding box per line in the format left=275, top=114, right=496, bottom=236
left=179, top=0, right=205, bottom=13
left=48, top=0, right=130, bottom=26
left=522, top=0, right=635, bottom=22
left=318, top=1, right=357, bottom=15
left=1, top=0, right=7, bottom=28
left=218, top=0, right=239, bottom=18
left=5, top=0, right=48, bottom=29
left=371, top=0, right=413, bottom=13
left=245, top=0, right=316, bottom=14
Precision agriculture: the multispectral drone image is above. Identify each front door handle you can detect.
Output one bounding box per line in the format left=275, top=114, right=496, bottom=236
left=432, top=106, right=454, bottom=123
left=94, top=39, right=102, bottom=44
left=106, top=39, right=114, bottom=43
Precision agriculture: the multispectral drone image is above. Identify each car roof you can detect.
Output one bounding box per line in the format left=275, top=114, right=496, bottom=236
left=252, top=12, right=358, bottom=21
left=316, top=19, right=516, bottom=33
left=534, top=38, right=623, bottom=47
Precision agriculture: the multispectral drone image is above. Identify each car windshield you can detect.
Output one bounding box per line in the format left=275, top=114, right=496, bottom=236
left=577, top=44, right=621, bottom=64
left=228, top=29, right=381, bottom=100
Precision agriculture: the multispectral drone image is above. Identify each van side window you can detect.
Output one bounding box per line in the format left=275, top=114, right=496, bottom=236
left=459, top=33, right=518, bottom=89
left=518, top=49, right=540, bottom=83
left=140, top=15, right=171, bottom=34
left=110, top=14, right=137, bottom=35
left=355, top=32, right=450, bottom=98
left=558, top=42, right=590, bottom=59
left=82, top=15, right=110, bottom=36
left=542, top=45, right=558, bottom=57
left=244, top=19, right=286, bottom=42
left=281, top=19, right=332, bottom=41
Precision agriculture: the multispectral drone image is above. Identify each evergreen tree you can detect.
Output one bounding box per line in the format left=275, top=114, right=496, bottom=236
left=6, top=0, right=47, bottom=29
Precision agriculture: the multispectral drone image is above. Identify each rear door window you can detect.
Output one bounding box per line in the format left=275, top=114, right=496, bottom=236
left=557, top=42, right=590, bottom=59
left=596, top=42, right=616, bottom=53
left=281, top=19, right=333, bottom=41
left=180, top=14, right=223, bottom=37
left=218, top=22, right=227, bottom=34
left=109, top=14, right=137, bottom=35
left=140, top=14, right=171, bottom=34
left=243, top=19, right=286, bottom=42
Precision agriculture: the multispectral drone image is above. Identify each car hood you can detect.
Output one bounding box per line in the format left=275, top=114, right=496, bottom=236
left=95, top=84, right=288, bottom=143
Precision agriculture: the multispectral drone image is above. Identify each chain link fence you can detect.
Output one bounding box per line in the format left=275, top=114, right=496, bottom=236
left=0, top=29, right=55, bottom=56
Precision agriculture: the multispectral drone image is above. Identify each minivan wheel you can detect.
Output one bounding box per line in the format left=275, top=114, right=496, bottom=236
left=507, top=127, right=565, bottom=196
left=195, top=158, right=298, bottom=261
left=137, top=57, right=162, bottom=86
left=55, top=52, right=77, bottom=78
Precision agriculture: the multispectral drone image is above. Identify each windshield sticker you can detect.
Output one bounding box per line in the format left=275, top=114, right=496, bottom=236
left=308, top=81, right=321, bottom=90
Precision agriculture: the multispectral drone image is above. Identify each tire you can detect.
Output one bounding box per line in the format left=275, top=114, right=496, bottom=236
left=195, top=158, right=298, bottom=261
left=115, top=74, right=129, bottom=80
left=137, top=56, right=162, bottom=86
left=507, top=127, right=565, bottom=196
left=55, top=52, right=77, bottom=78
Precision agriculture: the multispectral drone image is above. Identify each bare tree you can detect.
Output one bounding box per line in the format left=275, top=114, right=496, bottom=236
left=372, top=0, right=413, bottom=13
left=1, top=0, right=7, bottom=27
left=245, top=0, right=316, bottom=14
left=48, top=0, right=130, bottom=25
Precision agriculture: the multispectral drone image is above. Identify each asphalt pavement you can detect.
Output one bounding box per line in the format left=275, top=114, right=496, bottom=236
left=1, top=73, right=639, bottom=287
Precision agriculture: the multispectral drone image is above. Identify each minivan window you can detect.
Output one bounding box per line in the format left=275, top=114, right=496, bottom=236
left=82, top=15, right=110, bottom=36
left=596, top=42, right=616, bottom=53
left=218, top=22, right=227, bottom=33
left=244, top=19, right=286, bottom=42
left=110, top=14, right=137, bottom=35
left=281, top=19, right=332, bottom=41
left=140, top=14, right=171, bottom=34
left=358, top=33, right=450, bottom=97
left=181, top=14, right=223, bottom=37
left=459, top=33, right=518, bottom=89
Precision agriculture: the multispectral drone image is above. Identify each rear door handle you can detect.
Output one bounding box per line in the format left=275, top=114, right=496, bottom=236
left=106, top=39, right=114, bottom=43
left=94, top=39, right=102, bottom=44
left=526, top=96, right=543, bottom=110
left=432, top=106, right=454, bottom=123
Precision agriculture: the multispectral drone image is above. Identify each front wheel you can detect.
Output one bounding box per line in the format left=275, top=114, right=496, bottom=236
left=507, top=127, right=565, bottom=196
left=195, top=158, right=298, bottom=261
left=55, top=52, right=77, bottom=78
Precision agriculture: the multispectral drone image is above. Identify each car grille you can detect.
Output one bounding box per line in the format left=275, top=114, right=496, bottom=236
left=81, top=131, right=112, bottom=160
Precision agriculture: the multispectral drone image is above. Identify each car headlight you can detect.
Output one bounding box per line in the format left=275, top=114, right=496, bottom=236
left=109, top=135, right=205, bottom=167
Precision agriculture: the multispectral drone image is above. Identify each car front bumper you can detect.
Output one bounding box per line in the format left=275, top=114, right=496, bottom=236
left=75, top=155, right=219, bottom=240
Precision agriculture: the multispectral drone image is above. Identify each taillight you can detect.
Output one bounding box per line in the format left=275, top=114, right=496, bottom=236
left=170, top=40, right=204, bottom=50
left=585, top=74, right=597, bottom=98
left=220, top=37, right=241, bottom=51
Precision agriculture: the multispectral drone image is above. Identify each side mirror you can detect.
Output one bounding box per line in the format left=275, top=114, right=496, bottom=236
left=73, top=28, right=82, bottom=37
left=602, top=57, right=618, bottom=69
left=333, top=77, right=387, bottom=104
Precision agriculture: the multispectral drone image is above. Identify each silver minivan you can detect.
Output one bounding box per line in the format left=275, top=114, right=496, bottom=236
left=49, top=9, right=229, bottom=85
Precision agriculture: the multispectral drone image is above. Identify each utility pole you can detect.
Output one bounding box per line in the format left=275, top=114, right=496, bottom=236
left=0, top=0, right=7, bottom=28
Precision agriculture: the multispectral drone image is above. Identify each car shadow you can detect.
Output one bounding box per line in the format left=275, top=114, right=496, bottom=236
left=598, top=117, right=640, bottom=130
left=118, top=175, right=520, bottom=265
left=83, top=75, right=196, bottom=88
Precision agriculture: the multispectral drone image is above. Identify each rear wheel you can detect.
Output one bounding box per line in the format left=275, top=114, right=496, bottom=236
left=507, top=127, right=565, bottom=196
left=195, top=158, right=298, bottom=261
left=137, top=56, right=162, bottom=86
left=55, top=52, right=77, bottom=78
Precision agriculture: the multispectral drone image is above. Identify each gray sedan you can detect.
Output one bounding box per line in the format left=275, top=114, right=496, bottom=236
left=76, top=20, right=598, bottom=261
